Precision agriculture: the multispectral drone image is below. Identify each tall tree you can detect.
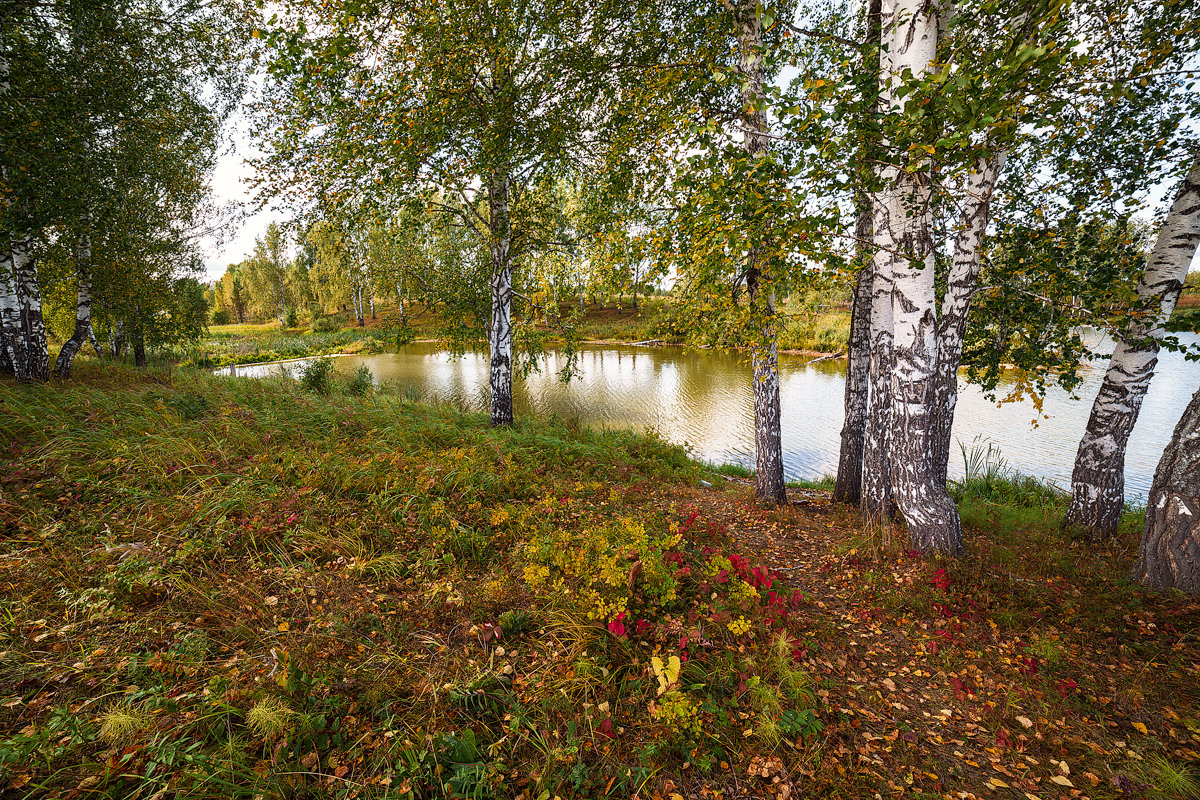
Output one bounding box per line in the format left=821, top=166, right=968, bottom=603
left=731, top=0, right=786, bottom=504
left=1, top=0, right=246, bottom=379
left=833, top=0, right=881, bottom=506
left=245, top=223, right=291, bottom=327
left=1065, top=154, right=1200, bottom=539
left=257, top=0, right=715, bottom=425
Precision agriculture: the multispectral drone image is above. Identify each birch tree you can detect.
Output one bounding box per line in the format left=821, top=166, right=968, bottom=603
left=833, top=0, right=881, bottom=506
left=246, top=223, right=291, bottom=327
left=731, top=0, right=786, bottom=503
left=1, top=0, right=245, bottom=378
left=257, top=0, right=706, bottom=425
left=1132, top=383, right=1200, bottom=594
left=1065, top=154, right=1200, bottom=540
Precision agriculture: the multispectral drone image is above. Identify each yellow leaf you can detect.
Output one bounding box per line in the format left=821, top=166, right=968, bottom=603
left=1132, top=722, right=1149, bottom=735
left=650, top=655, right=681, bottom=696
left=278, top=622, right=289, bottom=632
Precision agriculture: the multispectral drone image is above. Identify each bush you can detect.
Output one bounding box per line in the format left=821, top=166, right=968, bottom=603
left=211, top=308, right=231, bottom=326
left=345, top=364, right=374, bottom=396
left=297, top=357, right=334, bottom=394
left=312, top=315, right=341, bottom=333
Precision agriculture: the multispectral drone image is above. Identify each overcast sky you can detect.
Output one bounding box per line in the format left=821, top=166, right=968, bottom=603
left=199, top=104, right=288, bottom=283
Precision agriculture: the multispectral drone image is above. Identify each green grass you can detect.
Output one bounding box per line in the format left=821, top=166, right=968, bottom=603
left=0, top=362, right=822, bottom=799
left=3, top=365, right=1195, bottom=800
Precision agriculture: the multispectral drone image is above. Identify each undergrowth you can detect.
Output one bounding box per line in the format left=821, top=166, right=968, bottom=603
left=0, top=363, right=821, bottom=799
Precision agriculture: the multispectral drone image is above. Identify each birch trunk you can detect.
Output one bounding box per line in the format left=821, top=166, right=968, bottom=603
left=396, top=283, right=407, bottom=325
left=0, top=244, right=25, bottom=378
left=277, top=268, right=286, bottom=327
left=732, top=0, right=785, bottom=503
left=132, top=314, right=146, bottom=368
left=109, top=320, right=124, bottom=359
left=880, top=0, right=962, bottom=553
left=14, top=240, right=49, bottom=381
left=835, top=202, right=874, bottom=504
left=1133, top=384, right=1200, bottom=593
left=0, top=47, right=23, bottom=379
left=88, top=324, right=103, bottom=358
left=54, top=229, right=94, bottom=378
left=370, top=292, right=376, bottom=320
left=931, top=153, right=1006, bottom=486
left=861, top=189, right=895, bottom=522
left=488, top=175, right=515, bottom=426
left=834, top=0, right=882, bottom=505
left=1065, top=154, right=1200, bottom=539
left=749, top=279, right=786, bottom=503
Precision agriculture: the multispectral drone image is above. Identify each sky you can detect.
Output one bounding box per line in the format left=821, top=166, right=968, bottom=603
left=199, top=109, right=288, bottom=283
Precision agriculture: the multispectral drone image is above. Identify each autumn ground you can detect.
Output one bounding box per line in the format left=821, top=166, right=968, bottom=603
left=0, top=363, right=1198, bottom=800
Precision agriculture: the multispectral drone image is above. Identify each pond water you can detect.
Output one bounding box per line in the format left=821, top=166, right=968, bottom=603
left=220, top=333, right=1200, bottom=502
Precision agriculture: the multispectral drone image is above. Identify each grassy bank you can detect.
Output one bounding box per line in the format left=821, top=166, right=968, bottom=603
left=1, top=366, right=1197, bottom=799
left=186, top=298, right=853, bottom=370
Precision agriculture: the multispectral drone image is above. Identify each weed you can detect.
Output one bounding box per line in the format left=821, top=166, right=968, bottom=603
left=345, top=363, right=374, bottom=396
left=245, top=697, right=296, bottom=741
left=1131, top=755, right=1200, bottom=799
left=297, top=357, right=335, bottom=394
left=311, top=314, right=341, bottom=333
left=98, top=704, right=154, bottom=744
left=499, top=608, right=534, bottom=637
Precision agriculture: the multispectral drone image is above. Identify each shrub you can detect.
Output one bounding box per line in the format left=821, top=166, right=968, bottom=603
left=284, top=306, right=300, bottom=328
left=312, top=315, right=341, bottom=333
left=297, top=357, right=334, bottom=394
left=345, top=364, right=374, bottom=396
left=211, top=308, right=231, bottom=326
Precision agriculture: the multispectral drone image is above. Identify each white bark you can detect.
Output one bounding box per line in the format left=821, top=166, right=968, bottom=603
left=489, top=175, right=515, bottom=426
left=731, top=0, right=786, bottom=503
left=880, top=0, right=962, bottom=553
left=0, top=244, right=22, bottom=377
left=836, top=205, right=874, bottom=504
left=862, top=191, right=895, bottom=522
left=13, top=238, right=48, bottom=381
left=861, top=9, right=899, bottom=523
left=1066, top=153, right=1200, bottom=538
left=88, top=323, right=103, bottom=358
left=0, top=48, right=27, bottom=379
left=931, top=152, right=1006, bottom=485
left=54, top=225, right=94, bottom=378
left=836, top=0, right=882, bottom=506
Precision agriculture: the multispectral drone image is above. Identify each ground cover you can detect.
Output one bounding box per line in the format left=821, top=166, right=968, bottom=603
left=0, top=366, right=1196, bottom=799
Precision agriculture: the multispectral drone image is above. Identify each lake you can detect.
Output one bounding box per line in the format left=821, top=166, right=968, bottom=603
left=220, top=334, right=1200, bottom=502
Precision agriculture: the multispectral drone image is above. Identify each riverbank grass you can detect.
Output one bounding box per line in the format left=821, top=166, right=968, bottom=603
left=1, top=365, right=1197, bottom=799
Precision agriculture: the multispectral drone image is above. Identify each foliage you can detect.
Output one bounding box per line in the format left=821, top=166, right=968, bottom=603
left=3, top=0, right=249, bottom=364
left=344, top=364, right=373, bottom=397
left=296, top=357, right=334, bottom=394
left=0, top=365, right=1196, bottom=798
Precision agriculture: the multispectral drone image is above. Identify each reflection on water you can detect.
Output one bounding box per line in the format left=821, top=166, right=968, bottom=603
left=221, top=334, right=1200, bottom=502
